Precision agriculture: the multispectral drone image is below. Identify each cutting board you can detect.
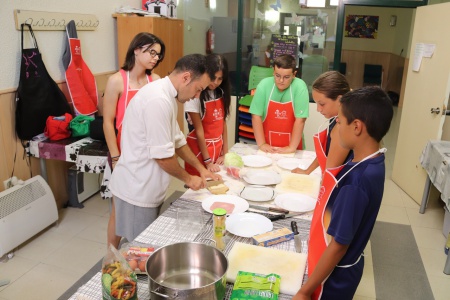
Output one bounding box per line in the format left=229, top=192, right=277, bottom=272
left=275, top=173, right=321, bottom=198
left=227, top=242, right=307, bottom=296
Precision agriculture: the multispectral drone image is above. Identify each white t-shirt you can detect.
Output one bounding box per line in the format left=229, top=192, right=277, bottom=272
left=109, top=77, right=186, bottom=207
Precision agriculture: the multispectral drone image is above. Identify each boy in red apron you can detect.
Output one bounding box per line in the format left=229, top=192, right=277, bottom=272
left=185, top=54, right=231, bottom=175
left=102, top=33, right=165, bottom=248
left=250, top=54, right=309, bottom=154
left=293, top=87, right=394, bottom=300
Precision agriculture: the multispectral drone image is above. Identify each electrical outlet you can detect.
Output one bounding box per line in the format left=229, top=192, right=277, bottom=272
left=3, top=178, right=12, bottom=190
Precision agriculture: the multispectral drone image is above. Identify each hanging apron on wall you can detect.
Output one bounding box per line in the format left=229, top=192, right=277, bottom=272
left=63, top=20, right=98, bottom=116
left=262, top=84, right=303, bottom=150
left=16, top=23, right=72, bottom=141
left=185, top=95, right=225, bottom=176
left=308, top=148, right=386, bottom=300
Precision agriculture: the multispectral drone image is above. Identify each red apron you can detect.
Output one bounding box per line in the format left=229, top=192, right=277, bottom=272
left=65, top=38, right=98, bottom=116
left=262, top=84, right=303, bottom=150
left=308, top=166, right=344, bottom=300
left=116, top=70, right=152, bottom=149
left=314, top=117, right=336, bottom=174
left=185, top=96, right=225, bottom=176
left=308, top=148, right=386, bottom=300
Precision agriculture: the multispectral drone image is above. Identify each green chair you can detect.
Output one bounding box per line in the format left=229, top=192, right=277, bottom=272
left=248, top=66, right=274, bottom=91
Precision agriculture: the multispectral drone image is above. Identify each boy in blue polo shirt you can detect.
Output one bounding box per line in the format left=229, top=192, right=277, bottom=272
left=293, top=86, right=394, bottom=300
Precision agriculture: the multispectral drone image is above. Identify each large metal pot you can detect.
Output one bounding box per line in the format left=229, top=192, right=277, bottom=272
left=146, top=242, right=228, bottom=299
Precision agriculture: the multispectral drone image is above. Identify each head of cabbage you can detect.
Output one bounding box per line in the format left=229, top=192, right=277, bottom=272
left=224, top=153, right=244, bottom=168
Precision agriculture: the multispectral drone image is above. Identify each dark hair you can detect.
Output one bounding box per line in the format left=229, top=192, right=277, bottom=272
left=312, top=71, right=350, bottom=100
left=173, top=54, right=207, bottom=81
left=273, top=54, right=297, bottom=72
left=122, top=32, right=166, bottom=75
left=340, top=86, right=393, bottom=142
left=198, top=54, right=231, bottom=118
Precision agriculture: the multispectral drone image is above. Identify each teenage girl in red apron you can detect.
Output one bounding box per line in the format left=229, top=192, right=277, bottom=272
left=263, top=84, right=303, bottom=150
left=185, top=90, right=225, bottom=176
left=102, top=33, right=165, bottom=249
left=115, top=70, right=153, bottom=149
left=185, top=54, right=231, bottom=176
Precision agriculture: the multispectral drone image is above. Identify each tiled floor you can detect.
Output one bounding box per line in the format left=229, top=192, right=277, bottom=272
left=1, top=107, right=450, bottom=299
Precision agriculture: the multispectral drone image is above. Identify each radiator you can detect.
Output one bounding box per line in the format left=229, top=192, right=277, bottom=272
left=0, top=175, right=58, bottom=257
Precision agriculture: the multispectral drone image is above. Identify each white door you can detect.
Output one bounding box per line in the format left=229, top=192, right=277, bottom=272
left=392, top=3, right=450, bottom=205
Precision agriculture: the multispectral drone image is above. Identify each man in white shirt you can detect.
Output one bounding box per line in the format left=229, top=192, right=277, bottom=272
left=110, top=54, right=220, bottom=243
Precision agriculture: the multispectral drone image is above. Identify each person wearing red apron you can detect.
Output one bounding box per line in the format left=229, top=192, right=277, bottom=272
left=308, top=149, right=386, bottom=300
left=250, top=54, right=309, bottom=154
left=263, top=84, right=304, bottom=150
left=102, top=32, right=166, bottom=249
left=184, top=54, right=232, bottom=176
left=115, top=69, right=153, bottom=150
left=185, top=94, right=224, bottom=176
left=291, top=71, right=351, bottom=175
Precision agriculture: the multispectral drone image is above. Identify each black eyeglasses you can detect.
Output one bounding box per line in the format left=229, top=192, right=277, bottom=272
left=142, top=47, right=163, bottom=61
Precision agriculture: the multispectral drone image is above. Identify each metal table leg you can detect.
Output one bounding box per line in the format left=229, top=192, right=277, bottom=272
left=420, top=176, right=431, bottom=214
left=39, top=158, right=48, bottom=182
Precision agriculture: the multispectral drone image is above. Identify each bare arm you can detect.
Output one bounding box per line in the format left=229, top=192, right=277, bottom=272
left=155, top=154, right=205, bottom=190
left=103, top=72, right=123, bottom=168
left=176, top=144, right=222, bottom=182
left=277, top=117, right=306, bottom=154
left=252, top=114, right=277, bottom=153
left=292, top=157, right=319, bottom=174
left=293, top=238, right=349, bottom=300
left=151, top=73, right=161, bottom=80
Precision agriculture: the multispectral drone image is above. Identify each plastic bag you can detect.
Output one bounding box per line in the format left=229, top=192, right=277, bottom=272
left=101, top=244, right=137, bottom=300
left=224, top=153, right=244, bottom=179
left=70, top=115, right=94, bottom=137
left=119, top=242, right=156, bottom=274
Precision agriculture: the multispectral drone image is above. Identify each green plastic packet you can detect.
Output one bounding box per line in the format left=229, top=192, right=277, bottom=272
left=70, top=115, right=94, bottom=137
left=230, top=271, right=281, bottom=300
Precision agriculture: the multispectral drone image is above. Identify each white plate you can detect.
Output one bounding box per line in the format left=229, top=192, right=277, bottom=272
left=226, top=212, right=273, bottom=237
left=274, top=193, right=316, bottom=212
left=201, top=195, right=249, bottom=215
left=242, top=155, right=272, bottom=168
left=239, top=185, right=275, bottom=202
left=277, top=158, right=310, bottom=170
left=242, top=170, right=282, bottom=185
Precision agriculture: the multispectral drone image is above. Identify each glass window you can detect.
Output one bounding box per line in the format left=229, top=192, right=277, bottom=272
left=329, top=0, right=339, bottom=6
left=307, top=0, right=326, bottom=7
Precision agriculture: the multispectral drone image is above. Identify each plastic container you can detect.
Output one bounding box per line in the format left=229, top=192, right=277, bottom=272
left=213, top=208, right=227, bottom=251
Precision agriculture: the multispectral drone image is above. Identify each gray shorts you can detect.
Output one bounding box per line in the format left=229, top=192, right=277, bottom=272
left=115, top=196, right=161, bottom=243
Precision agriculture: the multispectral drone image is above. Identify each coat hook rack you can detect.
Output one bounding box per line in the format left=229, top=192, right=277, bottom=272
left=14, top=9, right=98, bottom=31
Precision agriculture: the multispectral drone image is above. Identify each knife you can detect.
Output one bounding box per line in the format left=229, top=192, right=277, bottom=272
left=268, top=212, right=305, bottom=221
left=291, top=221, right=302, bottom=253
left=248, top=204, right=289, bottom=214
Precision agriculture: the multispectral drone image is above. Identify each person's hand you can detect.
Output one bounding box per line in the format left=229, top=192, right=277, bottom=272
left=206, top=162, right=221, bottom=173
left=275, top=145, right=296, bottom=154
left=184, top=175, right=205, bottom=191
left=259, top=143, right=277, bottom=153
left=215, top=155, right=225, bottom=165
left=292, top=292, right=310, bottom=300
left=291, top=167, right=308, bottom=174
left=200, top=168, right=222, bottom=182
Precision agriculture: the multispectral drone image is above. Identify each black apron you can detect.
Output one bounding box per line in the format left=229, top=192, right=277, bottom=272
left=15, top=23, right=72, bottom=141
